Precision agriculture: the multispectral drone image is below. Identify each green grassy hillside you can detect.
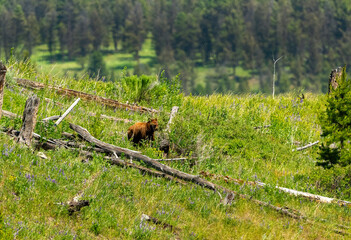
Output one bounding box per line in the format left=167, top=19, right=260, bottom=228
left=0, top=59, right=350, bottom=239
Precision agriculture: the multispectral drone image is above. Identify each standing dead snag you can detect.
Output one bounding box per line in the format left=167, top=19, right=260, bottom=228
left=328, top=67, right=342, bottom=94
left=160, top=106, right=179, bottom=155
left=18, top=95, right=40, bottom=146
left=0, top=62, right=7, bottom=120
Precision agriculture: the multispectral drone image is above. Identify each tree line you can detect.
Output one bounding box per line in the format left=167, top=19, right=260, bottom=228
left=1, top=0, right=351, bottom=94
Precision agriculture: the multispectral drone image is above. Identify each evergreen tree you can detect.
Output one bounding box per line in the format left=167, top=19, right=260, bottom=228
left=87, top=51, right=107, bottom=79
left=122, top=2, right=147, bottom=62
left=318, top=67, right=351, bottom=168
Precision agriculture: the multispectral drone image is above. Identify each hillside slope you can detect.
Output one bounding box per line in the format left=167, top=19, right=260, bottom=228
left=0, top=60, right=350, bottom=239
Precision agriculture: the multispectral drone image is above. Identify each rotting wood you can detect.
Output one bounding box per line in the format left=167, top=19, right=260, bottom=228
left=70, top=123, right=323, bottom=221
left=293, top=141, right=320, bottom=152
left=18, top=95, right=40, bottom=146
left=253, top=125, right=271, bottom=129
left=65, top=171, right=102, bottom=215
left=153, top=158, right=187, bottom=162
left=200, top=171, right=351, bottom=207
left=141, top=214, right=181, bottom=238
left=67, top=200, right=90, bottom=215
left=42, top=115, right=60, bottom=122
left=54, top=98, right=80, bottom=126
left=1, top=125, right=348, bottom=234
left=109, top=153, right=186, bottom=185
left=70, top=123, right=212, bottom=188
left=61, top=132, right=76, bottom=140
left=14, top=77, right=158, bottom=113
left=44, top=97, right=132, bottom=123
left=257, top=182, right=351, bottom=206
left=0, top=62, right=6, bottom=120
left=2, top=110, right=21, bottom=119
left=221, top=192, right=235, bottom=205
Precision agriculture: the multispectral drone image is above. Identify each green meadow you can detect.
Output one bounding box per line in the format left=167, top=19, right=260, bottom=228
left=0, top=59, right=350, bottom=239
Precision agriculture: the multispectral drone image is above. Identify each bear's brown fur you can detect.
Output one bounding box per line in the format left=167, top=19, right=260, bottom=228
left=127, top=118, right=158, bottom=145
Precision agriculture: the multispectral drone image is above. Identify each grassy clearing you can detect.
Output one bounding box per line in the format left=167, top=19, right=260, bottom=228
left=0, top=59, right=350, bottom=239
left=27, top=38, right=253, bottom=92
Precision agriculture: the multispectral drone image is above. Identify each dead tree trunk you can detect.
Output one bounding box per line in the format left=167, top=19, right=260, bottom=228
left=328, top=67, right=342, bottom=94
left=0, top=62, right=7, bottom=120
left=18, top=95, right=40, bottom=146
left=160, top=106, right=179, bottom=155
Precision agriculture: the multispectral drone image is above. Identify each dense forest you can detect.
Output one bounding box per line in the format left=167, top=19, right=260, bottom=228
left=1, top=0, right=351, bottom=94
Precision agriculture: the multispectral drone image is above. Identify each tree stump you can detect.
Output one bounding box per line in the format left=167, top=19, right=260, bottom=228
left=0, top=62, right=7, bottom=120
left=18, top=95, right=40, bottom=146
left=328, top=67, right=342, bottom=94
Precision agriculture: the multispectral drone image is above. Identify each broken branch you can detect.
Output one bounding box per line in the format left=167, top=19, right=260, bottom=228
left=55, top=98, right=80, bottom=126
left=293, top=141, right=320, bottom=152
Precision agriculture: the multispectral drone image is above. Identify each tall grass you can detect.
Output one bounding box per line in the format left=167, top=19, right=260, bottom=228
left=0, top=59, right=350, bottom=239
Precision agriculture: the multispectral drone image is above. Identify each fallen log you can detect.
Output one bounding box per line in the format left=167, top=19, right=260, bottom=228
left=15, top=77, right=158, bottom=113
left=18, top=95, right=40, bottom=146
left=141, top=214, right=181, bottom=239
left=42, top=115, right=60, bottom=122
left=293, top=141, right=320, bottom=152
left=257, top=182, right=351, bottom=206
left=55, top=98, right=80, bottom=126
left=65, top=171, right=102, bottom=215
left=67, top=200, right=90, bottom=215
left=70, top=123, right=213, bottom=188
left=2, top=110, right=21, bottom=119
left=43, top=98, right=133, bottom=123
left=69, top=123, right=316, bottom=221
left=153, top=158, right=187, bottom=162
left=109, top=153, right=186, bottom=185
left=0, top=62, right=6, bottom=120
left=200, top=171, right=351, bottom=207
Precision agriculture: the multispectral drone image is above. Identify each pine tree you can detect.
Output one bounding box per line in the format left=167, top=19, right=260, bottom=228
left=318, top=67, right=351, bottom=168
left=87, top=51, right=107, bottom=79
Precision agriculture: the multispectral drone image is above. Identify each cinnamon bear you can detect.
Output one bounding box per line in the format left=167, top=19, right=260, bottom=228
left=127, top=118, right=158, bottom=145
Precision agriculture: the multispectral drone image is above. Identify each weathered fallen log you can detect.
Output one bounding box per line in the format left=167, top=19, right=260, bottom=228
left=0, top=62, right=6, bottom=120
left=109, top=154, right=186, bottom=185
left=43, top=98, right=133, bottom=123
left=18, top=95, right=40, bottom=146
left=200, top=171, right=351, bottom=207
left=55, top=98, right=80, bottom=126
left=141, top=214, right=181, bottom=238
left=67, top=200, right=90, bottom=215
left=2, top=110, right=21, bottom=119
left=15, top=77, right=158, bottom=113
left=69, top=123, right=316, bottom=221
left=153, top=158, right=187, bottom=162
left=257, top=182, right=351, bottom=206
left=293, top=141, right=320, bottom=152
left=42, top=115, right=60, bottom=122
left=70, top=123, right=213, bottom=188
